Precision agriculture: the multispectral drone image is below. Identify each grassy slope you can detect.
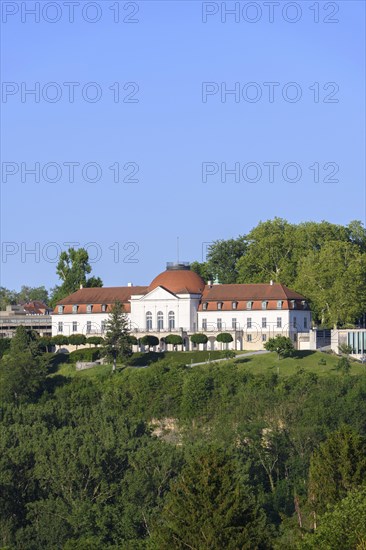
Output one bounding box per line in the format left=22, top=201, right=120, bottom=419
left=52, top=350, right=365, bottom=379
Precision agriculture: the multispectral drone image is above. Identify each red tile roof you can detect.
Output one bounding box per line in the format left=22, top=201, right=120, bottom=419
left=201, top=283, right=305, bottom=301
left=55, top=286, right=148, bottom=306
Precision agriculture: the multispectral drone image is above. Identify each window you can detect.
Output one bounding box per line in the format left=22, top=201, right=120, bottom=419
left=101, top=304, right=107, bottom=312
left=58, top=321, right=63, bottom=332
left=246, top=301, right=252, bottom=310
left=72, top=304, right=78, bottom=314
left=277, top=317, right=282, bottom=328
left=302, top=300, right=307, bottom=309
left=262, top=317, right=267, bottom=328
left=146, top=311, right=152, bottom=330
left=202, top=318, right=207, bottom=330
left=86, top=321, right=91, bottom=334
left=293, top=317, right=297, bottom=328
left=232, top=318, right=237, bottom=329
left=247, top=334, right=252, bottom=342
left=304, top=317, right=308, bottom=329
left=203, top=302, right=208, bottom=310
left=277, top=300, right=283, bottom=309
left=157, top=311, right=164, bottom=330
left=217, top=318, right=222, bottom=330
left=232, top=301, right=238, bottom=310
left=86, top=304, right=92, bottom=313
left=247, top=318, right=252, bottom=329
left=262, top=301, right=268, bottom=310
left=168, top=311, right=175, bottom=330
left=58, top=305, right=64, bottom=314
left=101, top=320, right=106, bottom=333
left=262, top=334, right=267, bottom=342
left=217, top=302, right=223, bottom=310
left=291, top=300, right=296, bottom=309
left=72, top=321, right=77, bottom=332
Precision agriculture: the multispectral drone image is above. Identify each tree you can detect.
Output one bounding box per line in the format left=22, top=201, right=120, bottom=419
left=140, top=335, right=159, bottom=351
left=17, top=285, right=49, bottom=305
left=190, top=261, right=214, bottom=283
left=52, top=335, right=69, bottom=349
left=50, top=248, right=103, bottom=307
left=308, top=426, right=366, bottom=516
left=295, top=241, right=366, bottom=327
left=10, top=326, right=41, bottom=357
left=68, top=334, right=87, bottom=349
left=190, top=333, right=208, bottom=345
left=205, top=237, right=247, bottom=284
left=152, top=447, right=270, bottom=549
left=302, top=487, right=366, bottom=549
left=0, top=351, right=47, bottom=404
left=38, top=336, right=53, bottom=353
left=165, top=335, right=183, bottom=348
left=103, top=301, right=132, bottom=372
left=86, top=336, right=104, bottom=346
left=216, top=333, right=233, bottom=349
left=264, top=335, right=294, bottom=360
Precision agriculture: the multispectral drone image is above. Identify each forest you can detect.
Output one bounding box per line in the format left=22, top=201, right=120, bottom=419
left=1, top=328, right=366, bottom=549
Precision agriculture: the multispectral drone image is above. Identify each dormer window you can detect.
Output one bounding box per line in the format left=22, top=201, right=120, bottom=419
left=290, top=300, right=296, bottom=309
left=277, top=300, right=283, bottom=310
left=246, top=301, right=253, bottom=310
left=217, top=302, right=223, bottom=310
left=72, top=305, right=78, bottom=314
left=101, top=304, right=107, bottom=312
left=86, top=304, right=93, bottom=313
left=203, top=302, right=208, bottom=311
left=302, top=300, right=307, bottom=309
left=232, top=301, right=238, bottom=310
left=262, top=301, right=268, bottom=310
left=58, top=305, right=64, bottom=314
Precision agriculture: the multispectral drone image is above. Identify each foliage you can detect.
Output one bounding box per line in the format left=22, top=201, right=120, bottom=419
left=264, top=336, right=294, bottom=359
left=190, top=333, right=208, bottom=345
left=0, top=285, right=49, bottom=309
left=52, top=335, right=69, bottom=347
left=86, top=336, right=104, bottom=346
left=0, top=338, right=11, bottom=358
left=50, top=247, right=103, bottom=307
left=10, top=326, right=41, bottom=357
left=152, top=447, right=271, bottom=549
left=68, top=334, right=87, bottom=348
left=308, top=425, right=366, bottom=514
left=165, top=334, right=183, bottom=346
left=140, top=335, right=159, bottom=348
left=0, top=351, right=47, bottom=404
left=336, top=356, right=351, bottom=374
left=68, top=348, right=101, bottom=363
left=103, top=301, right=132, bottom=371
left=301, top=487, right=366, bottom=549
left=216, top=332, right=234, bottom=344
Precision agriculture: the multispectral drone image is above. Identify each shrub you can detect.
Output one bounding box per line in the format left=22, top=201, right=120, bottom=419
left=216, top=333, right=233, bottom=344
left=140, top=335, right=159, bottom=348
left=165, top=334, right=183, bottom=346
left=68, top=334, right=87, bottom=348
left=68, top=348, right=101, bottom=363
left=52, top=335, right=69, bottom=347
left=87, top=336, right=104, bottom=346
left=0, top=338, right=11, bottom=358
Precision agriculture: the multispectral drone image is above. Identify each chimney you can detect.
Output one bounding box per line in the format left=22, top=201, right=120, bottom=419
left=127, top=282, right=133, bottom=287
left=270, top=280, right=273, bottom=286
left=80, top=284, right=83, bottom=289
left=208, top=280, right=212, bottom=288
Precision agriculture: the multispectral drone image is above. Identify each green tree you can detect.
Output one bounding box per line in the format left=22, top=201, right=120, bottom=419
left=295, top=241, right=366, bottom=327
left=264, top=335, right=294, bottom=359
left=190, top=333, right=208, bottom=345
left=103, top=301, right=132, bottom=372
left=301, top=487, right=366, bottom=550
left=86, top=336, right=104, bottom=346
left=152, top=447, right=270, bottom=549
left=140, top=335, right=159, bottom=350
left=50, top=248, right=103, bottom=306
left=216, top=332, right=234, bottom=349
left=165, top=335, right=183, bottom=348
left=308, top=426, right=366, bottom=515
left=206, top=237, right=247, bottom=284
left=17, top=285, right=49, bottom=304
left=190, top=261, right=214, bottom=283
left=52, top=335, right=69, bottom=348
left=68, top=334, right=87, bottom=349
left=0, top=351, right=47, bottom=404
left=10, top=326, right=41, bottom=357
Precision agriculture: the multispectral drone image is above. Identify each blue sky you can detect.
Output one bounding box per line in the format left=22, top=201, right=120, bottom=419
left=1, top=0, right=365, bottom=290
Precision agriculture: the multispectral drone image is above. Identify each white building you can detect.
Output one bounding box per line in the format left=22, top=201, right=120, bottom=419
left=52, top=262, right=311, bottom=351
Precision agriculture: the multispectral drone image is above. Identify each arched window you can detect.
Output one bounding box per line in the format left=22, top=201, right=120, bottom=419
left=168, top=311, right=175, bottom=330
left=157, top=311, right=164, bottom=330
left=146, top=311, right=152, bottom=330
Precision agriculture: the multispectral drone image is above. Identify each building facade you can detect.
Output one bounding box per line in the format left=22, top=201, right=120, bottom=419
left=0, top=303, right=52, bottom=338
left=52, top=263, right=312, bottom=351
